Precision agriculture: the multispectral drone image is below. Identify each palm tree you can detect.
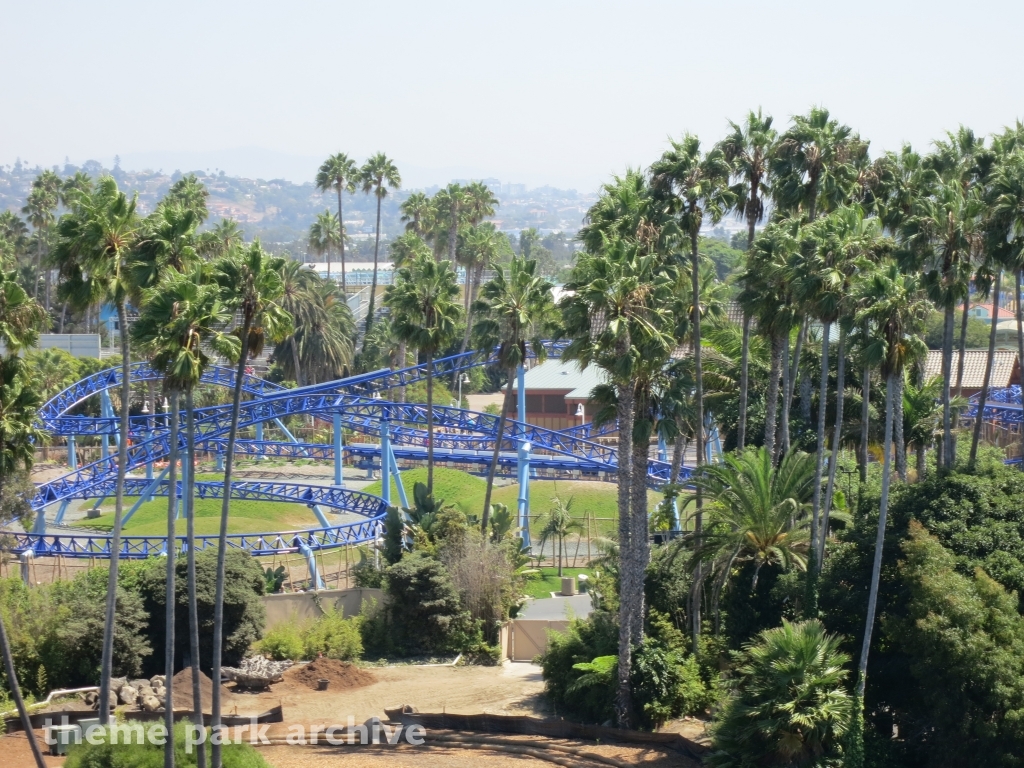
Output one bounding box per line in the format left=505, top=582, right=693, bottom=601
left=690, top=447, right=816, bottom=604
left=651, top=134, right=735, bottom=650
left=707, top=620, right=852, bottom=768
left=719, top=109, right=777, bottom=451
left=472, top=256, right=554, bottom=533
left=739, top=221, right=802, bottom=462
left=0, top=273, right=46, bottom=768
left=852, top=262, right=928, bottom=709
left=400, top=191, right=434, bottom=237
left=200, top=218, right=244, bottom=259
left=277, top=259, right=322, bottom=386
left=209, top=242, right=289, bottom=768
left=561, top=234, right=673, bottom=727
left=434, top=183, right=468, bottom=265
left=133, top=264, right=236, bottom=768
left=315, top=153, right=359, bottom=292
left=902, top=179, right=985, bottom=468
left=22, top=185, right=57, bottom=304
left=360, top=153, right=401, bottom=343
left=538, top=497, right=583, bottom=576
left=902, top=375, right=943, bottom=478
left=795, top=208, right=883, bottom=595
left=51, top=175, right=140, bottom=725
left=457, top=222, right=503, bottom=357
left=308, top=209, right=342, bottom=278
left=989, top=147, right=1024, bottom=467
left=385, top=253, right=462, bottom=494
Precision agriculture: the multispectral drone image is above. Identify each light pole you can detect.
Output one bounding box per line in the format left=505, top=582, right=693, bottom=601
left=575, top=403, right=585, bottom=425
left=457, top=373, right=470, bottom=408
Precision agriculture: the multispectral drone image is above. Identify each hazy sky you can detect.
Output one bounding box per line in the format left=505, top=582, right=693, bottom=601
left=3, top=0, right=1022, bottom=191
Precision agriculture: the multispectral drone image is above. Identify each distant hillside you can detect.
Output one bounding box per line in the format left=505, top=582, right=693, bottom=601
left=0, top=159, right=594, bottom=261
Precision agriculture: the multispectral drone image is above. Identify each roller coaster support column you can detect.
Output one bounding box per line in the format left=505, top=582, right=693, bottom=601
left=518, top=441, right=532, bottom=549
left=67, top=434, right=77, bottom=471
left=124, top=466, right=170, bottom=525
left=333, top=413, right=345, bottom=487
left=255, top=422, right=264, bottom=460
left=388, top=445, right=409, bottom=509
left=658, top=431, right=667, bottom=463
left=297, top=539, right=325, bottom=590
left=380, top=413, right=391, bottom=506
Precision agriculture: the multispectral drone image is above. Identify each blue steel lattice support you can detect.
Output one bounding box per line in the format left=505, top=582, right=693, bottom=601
left=380, top=416, right=391, bottom=506
left=123, top=466, right=171, bottom=525
left=518, top=441, right=532, bottom=549
left=255, top=421, right=264, bottom=460
left=388, top=443, right=409, bottom=509
left=333, top=413, right=344, bottom=487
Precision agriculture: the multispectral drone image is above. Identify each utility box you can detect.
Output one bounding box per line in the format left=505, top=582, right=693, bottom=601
left=45, top=724, right=80, bottom=755
left=560, top=576, right=577, bottom=596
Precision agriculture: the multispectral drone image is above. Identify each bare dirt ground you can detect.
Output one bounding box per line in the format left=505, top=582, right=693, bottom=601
left=260, top=736, right=698, bottom=768
left=226, top=662, right=549, bottom=723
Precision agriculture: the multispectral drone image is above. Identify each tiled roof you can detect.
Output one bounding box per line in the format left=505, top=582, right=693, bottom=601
left=923, top=349, right=1020, bottom=389
left=510, top=359, right=608, bottom=395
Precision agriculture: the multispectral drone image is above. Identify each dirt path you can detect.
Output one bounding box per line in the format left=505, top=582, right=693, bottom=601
left=226, top=662, right=548, bottom=723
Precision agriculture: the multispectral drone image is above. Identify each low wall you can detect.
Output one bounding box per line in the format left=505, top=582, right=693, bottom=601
left=262, top=587, right=383, bottom=630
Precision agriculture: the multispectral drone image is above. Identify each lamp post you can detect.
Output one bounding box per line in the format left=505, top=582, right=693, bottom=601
left=575, top=403, right=585, bottom=424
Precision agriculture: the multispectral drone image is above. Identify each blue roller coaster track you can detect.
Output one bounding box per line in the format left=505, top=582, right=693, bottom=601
left=12, top=343, right=694, bottom=576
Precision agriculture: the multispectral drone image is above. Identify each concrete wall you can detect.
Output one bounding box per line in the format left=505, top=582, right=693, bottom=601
left=262, top=587, right=384, bottom=630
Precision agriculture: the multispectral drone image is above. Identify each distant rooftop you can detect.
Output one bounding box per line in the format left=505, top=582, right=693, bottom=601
left=509, top=359, right=607, bottom=398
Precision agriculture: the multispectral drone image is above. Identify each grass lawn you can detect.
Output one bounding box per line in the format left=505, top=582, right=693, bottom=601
left=521, top=566, right=594, bottom=599
left=71, top=495, right=321, bottom=536
left=363, top=466, right=658, bottom=538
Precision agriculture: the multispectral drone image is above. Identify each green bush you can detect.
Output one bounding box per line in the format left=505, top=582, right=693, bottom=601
left=256, top=624, right=304, bottom=661
left=707, top=620, right=852, bottom=768
left=383, top=551, right=473, bottom=655
left=64, top=721, right=271, bottom=768
left=539, top=611, right=619, bottom=723
left=136, top=548, right=266, bottom=673
left=0, top=575, right=151, bottom=698
left=302, top=608, right=363, bottom=660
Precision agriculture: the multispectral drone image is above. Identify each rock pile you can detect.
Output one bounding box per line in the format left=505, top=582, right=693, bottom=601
left=85, top=675, right=168, bottom=711
left=221, top=656, right=294, bottom=689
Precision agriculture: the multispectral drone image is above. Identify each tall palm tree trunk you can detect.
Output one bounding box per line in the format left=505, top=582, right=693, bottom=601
left=0, top=612, right=46, bottom=768
left=765, top=332, right=783, bottom=462
left=737, top=313, right=751, bottom=451
left=670, top=433, right=685, bottom=485
left=613, top=361, right=635, bottom=729
left=1016, top=271, right=1024, bottom=470
left=164, top=391, right=180, bottom=768
left=185, top=389, right=207, bottom=768
left=426, top=351, right=435, bottom=494
left=397, top=341, right=407, bottom=403
left=211, top=312, right=253, bottom=768
left=337, top=187, right=347, bottom=293
left=956, top=297, right=969, bottom=396
left=630, top=416, right=651, bottom=646
left=807, top=321, right=831, bottom=612
left=481, top=366, right=515, bottom=534
left=291, top=340, right=303, bottom=387
left=689, top=235, right=705, bottom=652
left=363, top=196, right=383, bottom=345
left=969, top=270, right=1001, bottom=470
left=856, top=371, right=895, bottom=700
left=859, top=324, right=871, bottom=483
left=941, top=304, right=955, bottom=468
left=894, top=375, right=906, bottom=481
left=98, top=300, right=131, bottom=726
left=820, top=328, right=846, bottom=567
left=782, top=318, right=806, bottom=453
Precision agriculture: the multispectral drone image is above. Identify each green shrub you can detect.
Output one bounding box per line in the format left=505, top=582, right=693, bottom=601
left=539, top=611, right=619, bottom=723
left=256, top=624, right=304, bottom=661
left=383, top=551, right=472, bottom=655
left=64, top=721, right=271, bottom=768
left=357, top=598, right=391, bottom=658
left=136, top=548, right=266, bottom=673
left=707, top=620, right=852, bottom=768
left=302, top=608, right=363, bottom=660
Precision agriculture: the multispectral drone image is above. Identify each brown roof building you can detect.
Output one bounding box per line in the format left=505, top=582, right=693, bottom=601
left=923, top=349, right=1021, bottom=396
